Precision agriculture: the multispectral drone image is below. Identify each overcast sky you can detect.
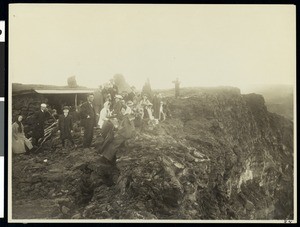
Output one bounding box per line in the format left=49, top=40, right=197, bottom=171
left=9, top=4, right=295, bottom=92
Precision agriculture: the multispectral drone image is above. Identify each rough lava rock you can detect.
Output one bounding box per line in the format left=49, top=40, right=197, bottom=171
left=12, top=87, right=294, bottom=220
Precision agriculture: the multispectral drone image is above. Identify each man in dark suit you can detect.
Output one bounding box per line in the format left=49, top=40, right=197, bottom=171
left=32, top=103, right=51, bottom=147
left=58, top=106, right=76, bottom=148
left=80, top=93, right=96, bottom=148
left=172, top=78, right=180, bottom=98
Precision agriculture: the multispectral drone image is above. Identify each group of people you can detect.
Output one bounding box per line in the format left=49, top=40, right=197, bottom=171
left=78, top=83, right=168, bottom=165
left=12, top=78, right=170, bottom=166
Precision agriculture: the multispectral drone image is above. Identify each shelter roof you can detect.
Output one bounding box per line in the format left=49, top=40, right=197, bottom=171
left=12, top=83, right=95, bottom=95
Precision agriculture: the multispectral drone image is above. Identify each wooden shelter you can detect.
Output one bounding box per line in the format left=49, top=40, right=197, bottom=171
left=12, top=83, right=95, bottom=114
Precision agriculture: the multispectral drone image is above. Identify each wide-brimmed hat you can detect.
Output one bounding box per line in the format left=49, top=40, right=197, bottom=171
left=115, top=95, right=123, bottom=99
left=63, top=106, right=70, bottom=110
left=127, top=101, right=134, bottom=106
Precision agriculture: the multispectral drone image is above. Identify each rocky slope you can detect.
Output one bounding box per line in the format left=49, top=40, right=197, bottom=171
left=11, top=87, right=294, bottom=220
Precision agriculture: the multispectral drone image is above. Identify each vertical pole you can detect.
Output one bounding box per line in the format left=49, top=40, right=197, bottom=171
left=75, top=94, right=78, bottom=112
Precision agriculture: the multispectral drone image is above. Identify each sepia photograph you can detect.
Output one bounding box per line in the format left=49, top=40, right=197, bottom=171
left=8, top=4, right=296, bottom=223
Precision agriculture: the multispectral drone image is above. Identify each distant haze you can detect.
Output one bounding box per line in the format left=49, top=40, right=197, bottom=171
left=9, top=4, right=295, bottom=92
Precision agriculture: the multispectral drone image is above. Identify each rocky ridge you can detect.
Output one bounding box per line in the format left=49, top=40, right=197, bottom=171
left=12, top=87, right=294, bottom=220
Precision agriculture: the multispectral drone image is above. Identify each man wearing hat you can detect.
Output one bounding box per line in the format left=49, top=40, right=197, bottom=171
left=172, top=78, right=180, bottom=98
left=80, top=93, right=97, bottom=148
left=32, top=103, right=52, bottom=147
left=58, top=106, right=76, bottom=149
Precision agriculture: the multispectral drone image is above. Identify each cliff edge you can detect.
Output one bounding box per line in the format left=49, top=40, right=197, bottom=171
left=12, top=87, right=294, bottom=220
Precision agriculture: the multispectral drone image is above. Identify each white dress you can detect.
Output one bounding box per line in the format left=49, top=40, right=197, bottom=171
left=98, top=108, right=111, bottom=128
left=12, top=122, right=26, bottom=154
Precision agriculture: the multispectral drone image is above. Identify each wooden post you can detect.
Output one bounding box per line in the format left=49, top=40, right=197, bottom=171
left=75, top=94, right=78, bottom=111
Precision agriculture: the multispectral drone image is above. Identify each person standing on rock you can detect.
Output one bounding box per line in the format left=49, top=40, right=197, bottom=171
left=172, top=78, right=180, bottom=98
left=159, top=101, right=166, bottom=121
left=32, top=103, right=52, bottom=147
left=58, top=106, right=76, bottom=149
left=80, top=93, right=96, bottom=149
left=153, top=93, right=162, bottom=120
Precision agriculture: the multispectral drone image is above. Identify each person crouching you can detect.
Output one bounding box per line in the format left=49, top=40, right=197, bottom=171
left=99, top=112, right=136, bottom=165
left=58, top=106, right=76, bottom=149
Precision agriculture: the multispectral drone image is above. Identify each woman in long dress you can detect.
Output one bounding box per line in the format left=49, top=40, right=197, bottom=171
left=159, top=101, right=166, bottom=121
left=12, top=115, right=28, bottom=154
left=139, top=95, right=153, bottom=119
left=97, top=101, right=115, bottom=152
left=98, top=101, right=112, bottom=129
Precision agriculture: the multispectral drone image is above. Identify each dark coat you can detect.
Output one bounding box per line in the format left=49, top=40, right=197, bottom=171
left=153, top=95, right=161, bottom=119
left=112, top=101, right=123, bottom=119
left=102, top=115, right=135, bottom=161
left=58, top=114, right=73, bottom=140
left=80, top=101, right=96, bottom=127
left=117, top=115, right=135, bottom=139
left=127, top=92, right=135, bottom=102
left=32, top=110, right=51, bottom=139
